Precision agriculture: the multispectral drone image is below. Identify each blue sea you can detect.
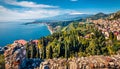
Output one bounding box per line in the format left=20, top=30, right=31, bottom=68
left=0, top=22, right=51, bottom=46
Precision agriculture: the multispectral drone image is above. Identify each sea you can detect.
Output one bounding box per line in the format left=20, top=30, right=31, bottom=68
left=0, top=22, right=51, bottom=47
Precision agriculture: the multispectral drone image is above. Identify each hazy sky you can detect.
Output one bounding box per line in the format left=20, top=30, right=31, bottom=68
left=0, top=0, right=120, bottom=22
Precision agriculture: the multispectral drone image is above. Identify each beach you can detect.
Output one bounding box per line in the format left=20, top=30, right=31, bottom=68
left=45, top=24, right=54, bottom=34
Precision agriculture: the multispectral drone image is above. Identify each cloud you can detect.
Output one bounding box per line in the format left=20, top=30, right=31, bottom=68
left=70, top=0, right=78, bottom=2
left=0, top=0, right=84, bottom=22
left=69, top=12, right=84, bottom=15
left=0, top=5, right=61, bottom=22
left=0, top=5, right=84, bottom=22
left=4, top=0, right=58, bottom=8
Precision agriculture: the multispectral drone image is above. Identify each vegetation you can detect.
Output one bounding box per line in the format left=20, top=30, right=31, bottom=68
left=108, top=10, right=120, bottom=20
left=26, top=22, right=120, bottom=59
left=26, top=41, right=40, bottom=58
left=0, top=54, right=5, bottom=69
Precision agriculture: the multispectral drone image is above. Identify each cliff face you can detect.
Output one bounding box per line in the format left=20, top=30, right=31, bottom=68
left=4, top=41, right=26, bottom=69
left=4, top=40, right=39, bottom=69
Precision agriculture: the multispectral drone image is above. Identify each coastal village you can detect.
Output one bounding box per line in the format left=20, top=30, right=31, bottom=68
left=0, top=10, right=120, bottom=69
left=0, top=0, right=120, bottom=69
left=87, top=18, right=120, bottom=40
left=1, top=17, right=120, bottom=69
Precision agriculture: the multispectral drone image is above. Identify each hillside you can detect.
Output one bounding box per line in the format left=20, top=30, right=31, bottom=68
left=25, top=11, right=120, bottom=59
left=108, top=11, right=120, bottom=20
left=24, top=22, right=120, bottom=60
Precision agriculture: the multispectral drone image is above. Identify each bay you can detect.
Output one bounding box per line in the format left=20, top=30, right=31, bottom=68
left=0, top=22, right=50, bottom=46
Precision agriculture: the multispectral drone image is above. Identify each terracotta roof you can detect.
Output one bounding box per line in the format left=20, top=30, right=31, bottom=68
left=15, top=40, right=27, bottom=45
left=33, top=40, right=38, bottom=44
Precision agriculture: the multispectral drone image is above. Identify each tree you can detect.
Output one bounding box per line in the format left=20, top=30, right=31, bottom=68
left=86, top=39, right=97, bottom=55
left=109, top=32, right=114, bottom=41
left=46, top=45, right=53, bottom=59
left=38, top=38, right=46, bottom=59
left=25, top=43, right=30, bottom=58
left=64, top=40, right=70, bottom=59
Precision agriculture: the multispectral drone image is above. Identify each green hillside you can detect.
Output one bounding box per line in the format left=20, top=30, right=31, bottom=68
left=26, top=22, right=120, bottom=59
left=25, top=11, right=120, bottom=59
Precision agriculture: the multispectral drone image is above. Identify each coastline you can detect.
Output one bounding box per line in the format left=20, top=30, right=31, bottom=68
left=45, top=23, right=54, bottom=34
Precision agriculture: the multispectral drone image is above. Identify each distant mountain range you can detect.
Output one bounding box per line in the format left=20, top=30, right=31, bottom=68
left=86, top=12, right=109, bottom=20
left=31, top=12, right=110, bottom=23
left=35, top=13, right=91, bottom=22
left=24, top=13, right=91, bottom=25
left=24, top=11, right=120, bottom=26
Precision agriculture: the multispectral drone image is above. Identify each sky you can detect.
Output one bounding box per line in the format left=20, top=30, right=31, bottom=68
left=0, top=0, right=120, bottom=22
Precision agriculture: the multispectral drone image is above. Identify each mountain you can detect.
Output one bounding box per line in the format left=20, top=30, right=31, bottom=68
left=87, top=12, right=108, bottom=20
left=24, top=13, right=91, bottom=28
left=35, top=13, right=91, bottom=22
